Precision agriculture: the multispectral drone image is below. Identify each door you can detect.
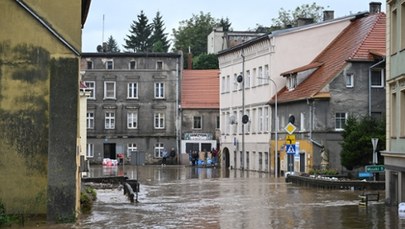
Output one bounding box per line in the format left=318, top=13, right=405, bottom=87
left=300, top=153, right=305, bottom=173
left=104, top=143, right=116, bottom=159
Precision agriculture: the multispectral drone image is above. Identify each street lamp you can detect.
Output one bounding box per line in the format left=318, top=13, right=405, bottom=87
left=268, top=78, right=278, bottom=178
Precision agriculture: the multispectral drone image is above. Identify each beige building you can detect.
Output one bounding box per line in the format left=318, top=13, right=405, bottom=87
left=382, top=0, right=405, bottom=206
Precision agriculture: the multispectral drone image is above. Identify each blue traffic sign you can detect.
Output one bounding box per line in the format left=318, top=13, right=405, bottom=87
left=286, top=144, right=296, bottom=154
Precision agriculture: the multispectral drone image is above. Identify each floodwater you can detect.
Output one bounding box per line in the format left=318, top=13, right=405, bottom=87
left=70, top=165, right=405, bottom=229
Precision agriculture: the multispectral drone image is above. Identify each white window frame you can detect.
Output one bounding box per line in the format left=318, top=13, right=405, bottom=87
left=226, top=75, right=230, bottom=92
left=127, top=111, right=138, bottom=129
left=86, top=111, right=94, bottom=129
left=245, top=70, right=251, bottom=88
left=86, top=143, right=94, bottom=158
left=154, top=143, right=164, bottom=157
left=154, top=82, right=165, bottom=99
left=127, top=143, right=137, bottom=157
left=258, top=66, right=263, bottom=85
left=104, top=81, right=116, bottom=99
left=258, top=107, right=263, bottom=133
left=85, top=81, right=95, bottom=99
left=105, top=111, right=115, bottom=129
left=106, top=60, right=114, bottom=70
left=264, top=106, right=269, bottom=132
left=154, top=112, right=165, bottom=129
left=193, top=116, right=202, bottom=129
left=335, top=112, right=347, bottom=131
left=221, top=76, right=226, bottom=93
left=345, top=73, right=354, bottom=88
left=127, top=82, right=138, bottom=99
left=233, top=74, right=238, bottom=91
left=287, top=75, right=297, bottom=90
left=371, top=69, right=384, bottom=88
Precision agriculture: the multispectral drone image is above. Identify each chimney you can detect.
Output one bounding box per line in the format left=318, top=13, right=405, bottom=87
left=323, top=10, right=334, bottom=21
left=369, top=2, right=382, bottom=14
left=297, top=18, right=314, bottom=27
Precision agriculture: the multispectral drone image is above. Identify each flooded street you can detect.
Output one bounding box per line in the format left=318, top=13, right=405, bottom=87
left=75, top=165, right=403, bottom=229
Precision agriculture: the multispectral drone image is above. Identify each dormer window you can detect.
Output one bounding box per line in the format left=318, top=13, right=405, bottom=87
left=287, top=74, right=297, bottom=90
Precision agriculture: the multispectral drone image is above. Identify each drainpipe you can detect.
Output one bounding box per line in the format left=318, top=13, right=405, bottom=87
left=176, top=54, right=181, bottom=164
left=368, top=58, right=385, bottom=116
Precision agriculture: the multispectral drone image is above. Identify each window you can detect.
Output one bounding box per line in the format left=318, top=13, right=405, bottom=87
left=258, top=66, right=263, bottom=85
left=104, top=81, right=116, bottom=99
left=258, top=107, right=263, bottom=132
left=193, top=116, right=202, bottom=129
left=221, top=76, right=226, bottom=93
left=371, top=69, right=384, bottom=87
left=245, top=70, right=251, bottom=88
left=264, top=106, right=269, bottom=132
left=156, top=61, right=163, bottom=70
left=86, top=144, right=94, bottom=158
left=127, top=111, right=138, bottom=129
left=86, top=111, right=94, bottom=129
left=85, top=81, right=95, bottom=99
left=129, top=60, right=136, bottom=70
left=154, top=82, right=165, bottom=98
left=87, top=61, right=93, bottom=69
left=226, top=75, right=230, bottom=92
left=106, top=60, right=113, bottom=69
left=154, top=112, right=165, bottom=129
left=335, top=112, right=347, bottom=131
left=216, top=116, right=220, bottom=129
left=154, top=143, right=164, bottom=157
left=127, top=143, right=137, bottom=157
left=264, top=65, right=269, bottom=84
left=345, top=73, right=354, bottom=88
left=105, top=111, right=115, bottom=129
left=128, top=82, right=138, bottom=99
left=252, top=68, right=257, bottom=87
left=287, top=74, right=297, bottom=90
left=246, top=109, right=251, bottom=133
left=233, top=74, right=238, bottom=91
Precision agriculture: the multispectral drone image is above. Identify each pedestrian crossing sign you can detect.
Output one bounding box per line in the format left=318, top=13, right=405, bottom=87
left=286, top=144, right=296, bottom=154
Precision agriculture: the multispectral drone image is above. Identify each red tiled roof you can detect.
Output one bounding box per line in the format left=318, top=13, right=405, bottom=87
left=275, top=13, right=386, bottom=104
left=181, top=70, right=220, bottom=109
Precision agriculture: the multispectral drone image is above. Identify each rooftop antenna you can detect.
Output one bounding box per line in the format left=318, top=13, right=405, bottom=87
left=102, top=14, right=105, bottom=44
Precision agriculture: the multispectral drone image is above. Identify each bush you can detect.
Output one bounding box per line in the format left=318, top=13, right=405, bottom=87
left=80, top=187, right=97, bottom=214
left=309, top=169, right=338, bottom=176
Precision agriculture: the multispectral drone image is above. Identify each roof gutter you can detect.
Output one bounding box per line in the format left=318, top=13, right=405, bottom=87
left=15, top=0, right=80, bottom=56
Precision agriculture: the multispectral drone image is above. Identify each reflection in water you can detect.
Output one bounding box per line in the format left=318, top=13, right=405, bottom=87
left=76, top=165, right=404, bottom=229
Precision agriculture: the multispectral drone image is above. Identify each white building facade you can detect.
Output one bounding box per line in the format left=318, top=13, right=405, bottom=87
left=218, top=14, right=359, bottom=173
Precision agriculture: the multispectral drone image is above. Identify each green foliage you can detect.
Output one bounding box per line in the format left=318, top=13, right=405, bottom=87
left=172, top=12, right=217, bottom=58
left=124, top=10, right=153, bottom=52
left=309, top=169, right=339, bottom=176
left=192, top=53, right=218, bottom=69
left=0, top=200, right=18, bottom=226
left=80, top=187, right=97, bottom=214
left=271, top=3, right=324, bottom=29
left=340, top=115, right=386, bottom=170
left=151, top=11, right=170, bottom=52
left=217, top=17, right=232, bottom=32
left=105, top=35, right=121, bottom=53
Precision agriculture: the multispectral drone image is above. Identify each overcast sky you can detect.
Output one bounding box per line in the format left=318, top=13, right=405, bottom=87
left=82, top=0, right=386, bottom=52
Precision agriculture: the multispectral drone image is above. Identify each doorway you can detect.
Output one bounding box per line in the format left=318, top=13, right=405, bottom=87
left=104, top=143, right=116, bottom=159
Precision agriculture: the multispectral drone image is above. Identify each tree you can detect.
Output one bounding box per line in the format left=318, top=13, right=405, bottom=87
left=340, top=115, right=385, bottom=170
left=97, top=35, right=120, bottom=53
left=217, top=17, right=232, bottom=32
left=172, top=12, right=217, bottom=58
left=124, top=10, right=152, bottom=52
left=192, top=53, right=218, bottom=69
left=272, top=3, right=324, bottom=29
left=150, top=11, right=170, bottom=52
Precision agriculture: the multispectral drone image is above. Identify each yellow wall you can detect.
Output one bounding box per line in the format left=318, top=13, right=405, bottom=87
left=0, top=0, right=83, bottom=218
left=271, top=139, right=314, bottom=174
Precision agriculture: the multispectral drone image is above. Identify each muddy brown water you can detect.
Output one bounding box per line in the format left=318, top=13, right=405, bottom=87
left=20, top=165, right=405, bottom=228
